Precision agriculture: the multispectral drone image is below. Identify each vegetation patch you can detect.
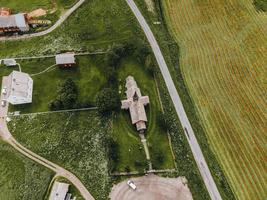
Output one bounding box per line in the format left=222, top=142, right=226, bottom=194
left=0, top=140, right=54, bottom=200
left=0, top=0, right=77, bottom=12
left=8, top=111, right=112, bottom=200
left=3, top=56, right=107, bottom=113
left=136, top=0, right=266, bottom=199
left=253, top=0, right=267, bottom=12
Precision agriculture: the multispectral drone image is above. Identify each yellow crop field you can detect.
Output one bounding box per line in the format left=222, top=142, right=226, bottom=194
left=162, top=0, right=267, bottom=199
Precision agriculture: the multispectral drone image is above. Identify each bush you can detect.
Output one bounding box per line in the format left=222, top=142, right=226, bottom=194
left=49, top=78, right=78, bottom=110
left=253, top=0, right=267, bottom=11
left=95, top=88, right=120, bottom=115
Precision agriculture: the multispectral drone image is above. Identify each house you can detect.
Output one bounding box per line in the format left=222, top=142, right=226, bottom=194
left=121, top=76, right=149, bottom=132
left=5, top=71, right=33, bottom=105
left=55, top=53, right=76, bottom=67
left=49, top=181, right=70, bottom=200
left=3, top=59, right=17, bottom=66
left=0, top=13, right=29, bottom=33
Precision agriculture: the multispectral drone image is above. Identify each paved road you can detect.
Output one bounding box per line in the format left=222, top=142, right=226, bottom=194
left=125, top=1, right=222, bottom=200
left=0, top=78, right=94, bottom=200
left=0, top=0, right=86, bottom=41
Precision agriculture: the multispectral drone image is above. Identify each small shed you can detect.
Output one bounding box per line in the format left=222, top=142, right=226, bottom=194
left=55, top=53, right=76, bottom=67
left=49, top=181, right=70, bottom=200
left=3, top=59, right=17, bottom=66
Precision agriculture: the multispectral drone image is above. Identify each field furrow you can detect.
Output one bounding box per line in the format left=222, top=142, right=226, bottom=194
left=162, top=0, right=267, bottom=199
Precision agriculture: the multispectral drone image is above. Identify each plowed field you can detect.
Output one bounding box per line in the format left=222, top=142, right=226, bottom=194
left=162, top=0, right=267, bottom=199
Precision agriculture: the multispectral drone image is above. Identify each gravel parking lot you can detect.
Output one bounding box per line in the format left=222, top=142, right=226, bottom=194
left=109, top=174, right=193, bottom=200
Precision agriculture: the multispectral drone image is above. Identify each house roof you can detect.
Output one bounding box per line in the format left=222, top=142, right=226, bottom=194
left=3, top=59, right=17, bottom=66
left=49, top=181, right=69, bottom=200
left=7, top=70, right=33, bottom=100
left=0, top=14, right=27, bottom=28
left=121, top=76, right=149, bottom=130
left=55, top=53, right=76, bottom=65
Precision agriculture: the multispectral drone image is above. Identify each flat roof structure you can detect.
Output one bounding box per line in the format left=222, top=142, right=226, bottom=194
left=49, top=181, right=70, bottom=200
left=55, top=53, right=76, bottom=66
left=5, top=71, right=33, bottom=105
left=121, top=76, right=149, bottom=132
left=0, top=13, right=29, bottom=32
left=3, top=59, right=17, bottom=66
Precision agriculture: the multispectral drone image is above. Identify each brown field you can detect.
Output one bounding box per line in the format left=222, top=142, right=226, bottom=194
left=162, top=0, right=267, bottom=199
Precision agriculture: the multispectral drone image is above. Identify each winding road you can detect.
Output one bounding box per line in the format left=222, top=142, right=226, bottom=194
left=0, top=78, right=94, bottom=200
left=125, top=0, right=222, bottom=200
left=0, top=0, right=86, bottom=41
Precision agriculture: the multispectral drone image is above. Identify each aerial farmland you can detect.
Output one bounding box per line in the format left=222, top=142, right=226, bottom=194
left=0, top=0, right=266, bottom=200
left=162, top=0, right=267, bottom=199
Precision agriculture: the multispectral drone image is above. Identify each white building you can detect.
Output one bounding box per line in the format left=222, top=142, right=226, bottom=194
left=55, top=53, right=76, bottom=67
left=0, top=13, right=29, bottom=32
left=49, top=181, right=70, bottom=200
left=5, top=71, right=33, bottom=105
left=121, top=76, right=149, bottom=132
left=3, top=59, right=17, bottom=66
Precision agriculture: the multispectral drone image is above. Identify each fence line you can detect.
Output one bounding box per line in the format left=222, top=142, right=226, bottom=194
left=8, top=107, right=98, bottom=117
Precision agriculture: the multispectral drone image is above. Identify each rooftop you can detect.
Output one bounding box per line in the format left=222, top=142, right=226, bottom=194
left=6, top=71, right=33, bottom=104
left=121, top=76, right=149, bottom=131
left=0, top=14, right=28, bottom=29
left=49, top=181, right=70, bottom=200
left=55, top=53, right=76, bottom=65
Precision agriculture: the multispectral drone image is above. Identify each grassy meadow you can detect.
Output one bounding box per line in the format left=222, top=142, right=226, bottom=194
left=0, top=0, right=77, bottom=12
left=112, top=58, right=174, bottom=172
left=2, top=56, right=107, bottom=113
left=8, top=111, right=112, bottom=200
left=0, top=140, right=54, bottom=200
left=162, top=0, right=267, bottom=199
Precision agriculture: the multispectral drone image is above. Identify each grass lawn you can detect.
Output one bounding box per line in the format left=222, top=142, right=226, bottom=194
left=0, top=0, right=141, bottom=58
left=162, top=0, right=267, bottom=199
left=111, top=58, right=174, bottom=172
left=0, top=0, right=77, bottom=12
left=0, top=140, right=54, bottom=200
left=8, top=111, right=112, bottom=200
left=2, top=55, right=107, bottom=113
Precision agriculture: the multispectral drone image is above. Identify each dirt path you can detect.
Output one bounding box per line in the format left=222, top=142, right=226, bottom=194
left=139, top=133, right=153, bottom=170
left=109, top=174, right=193, bottom=200
left=0, top=78, right=94, bottom=200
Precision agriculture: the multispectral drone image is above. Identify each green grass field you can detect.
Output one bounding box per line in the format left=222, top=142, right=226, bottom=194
left=0, top=0, right=77, bottom=12
left=6, top=56, right=107, bottom=113
left=9, top=111, right=111, bottom=200
left=111, top=58, right=174, bottom=172
left=0, top=0, right=229, bottom=199
left=162, top=0, right=267, bottom=199
left=0, top=0, right=141, bottom=58
left=0, top=140, right=54, bottom=200
left=118, top=58, right=174, bottom=169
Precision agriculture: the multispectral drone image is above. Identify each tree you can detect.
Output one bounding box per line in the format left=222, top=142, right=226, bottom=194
left=105, top=44, right=128, bottom=67
left=49, top=78, right=78, bottom=110
left=95, top=88, right=120, bottom=115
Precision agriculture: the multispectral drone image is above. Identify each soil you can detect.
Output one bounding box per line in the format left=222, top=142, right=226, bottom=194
left=109, top=174, right=193, bottom=200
